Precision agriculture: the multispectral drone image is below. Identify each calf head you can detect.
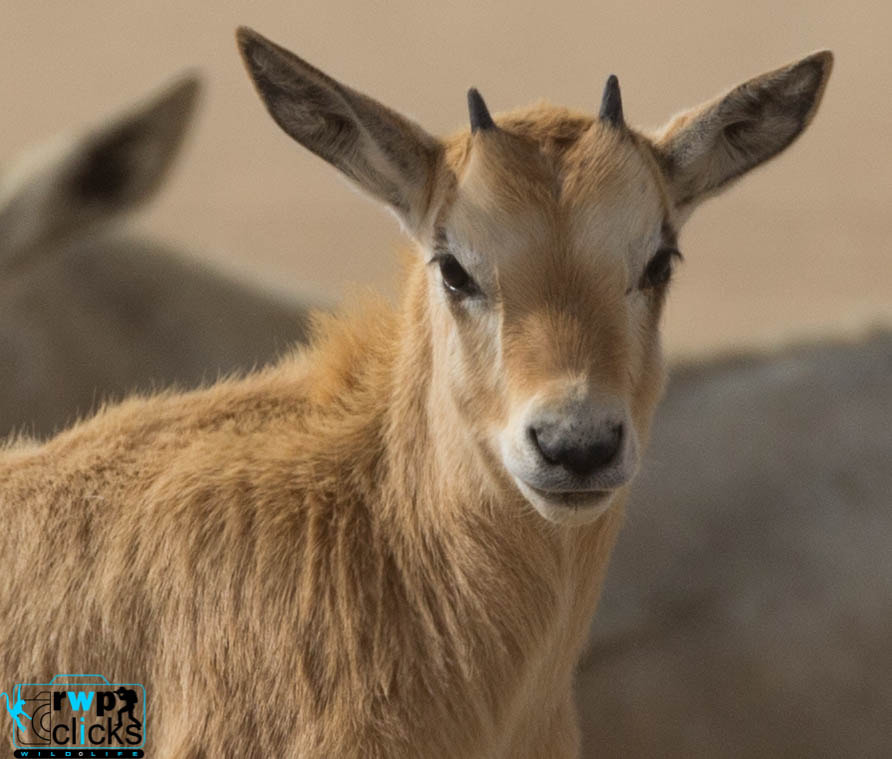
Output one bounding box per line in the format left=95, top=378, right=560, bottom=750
left=238, top=28, right=831, bottom=524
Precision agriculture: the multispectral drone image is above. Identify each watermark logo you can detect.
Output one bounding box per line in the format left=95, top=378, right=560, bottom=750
left=2, top=675, right=145, bottom=757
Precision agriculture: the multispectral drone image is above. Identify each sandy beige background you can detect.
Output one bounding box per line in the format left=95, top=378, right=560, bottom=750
left=4, top=0, right=890, bottom=356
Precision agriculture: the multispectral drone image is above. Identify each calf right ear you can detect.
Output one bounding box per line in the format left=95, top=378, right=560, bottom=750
left=236, top=27, right=442, bottom=235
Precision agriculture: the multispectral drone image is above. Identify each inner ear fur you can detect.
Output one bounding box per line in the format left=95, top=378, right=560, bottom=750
left=651, top=51, right=833, bottom=210
left=237, top=27, right=442, bottom=234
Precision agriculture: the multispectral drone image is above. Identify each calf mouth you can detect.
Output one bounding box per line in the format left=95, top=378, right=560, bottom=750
left=525, top=483, right=613, bottom=509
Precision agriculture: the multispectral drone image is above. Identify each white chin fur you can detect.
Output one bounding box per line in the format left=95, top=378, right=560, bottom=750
left=514, top=477, right=616, bottom=526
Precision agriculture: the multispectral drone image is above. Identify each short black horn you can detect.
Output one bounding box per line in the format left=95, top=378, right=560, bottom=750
left=599, top=74, right=624, bottom=128
left=467, top=88, right=496, bottom=132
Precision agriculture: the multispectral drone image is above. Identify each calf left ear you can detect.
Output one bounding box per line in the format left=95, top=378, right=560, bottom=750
left=651, top=51, right=833, bottom=212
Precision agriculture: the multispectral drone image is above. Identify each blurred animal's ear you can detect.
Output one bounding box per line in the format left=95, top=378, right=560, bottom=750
left=236, top=27, right=442, bottom=235
left=0, top=73, right=201, bottom=268
left=64, top=73, right=201, bottom=210
left=651, top=51, right=833, bottom=215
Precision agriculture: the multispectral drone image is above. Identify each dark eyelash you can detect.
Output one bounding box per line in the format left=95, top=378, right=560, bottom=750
left=429, top=253, right=481, bottom=297
left=638, top=247, right=683, bottom=291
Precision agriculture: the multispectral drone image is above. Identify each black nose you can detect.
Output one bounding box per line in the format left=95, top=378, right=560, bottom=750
left=530, top=423, right=623, bottom=477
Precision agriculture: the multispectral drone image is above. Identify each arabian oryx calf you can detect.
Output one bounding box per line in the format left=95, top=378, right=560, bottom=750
left=0, top=29, right=831, bottom=759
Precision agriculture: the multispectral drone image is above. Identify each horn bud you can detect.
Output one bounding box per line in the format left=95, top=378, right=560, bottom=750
left=467, top=88, right=496, bottom=132
left=599, top=74, right=624, bottom=128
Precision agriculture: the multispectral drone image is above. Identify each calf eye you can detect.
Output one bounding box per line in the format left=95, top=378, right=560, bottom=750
left=640, top=247, right=681, bottom=290
left=437, top=254, right=479, bottom=297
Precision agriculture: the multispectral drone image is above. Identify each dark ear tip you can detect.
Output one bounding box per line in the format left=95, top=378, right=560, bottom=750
left=784, top=50, right=834, bottom=87
left=235, top=26, right=257, bottom=47
left=235, top=27, right=255, bottom=63
left=124, top=71, right=202, bottom=137
left=152, top=72, right=202, bottom=133
left=235, top=26, right=269, bottom=63
left=811, top=49, right=834, bottom=76
left=163, top=72, right=202, bottom=112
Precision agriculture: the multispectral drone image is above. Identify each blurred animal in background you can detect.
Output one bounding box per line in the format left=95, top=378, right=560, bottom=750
left=0, top=74, right=313, bottom=440
left=578, top=330, right=892, bottom=758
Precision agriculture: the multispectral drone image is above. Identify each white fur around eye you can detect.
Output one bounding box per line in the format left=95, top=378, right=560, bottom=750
left=433, top=230, right=499, bottom=301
